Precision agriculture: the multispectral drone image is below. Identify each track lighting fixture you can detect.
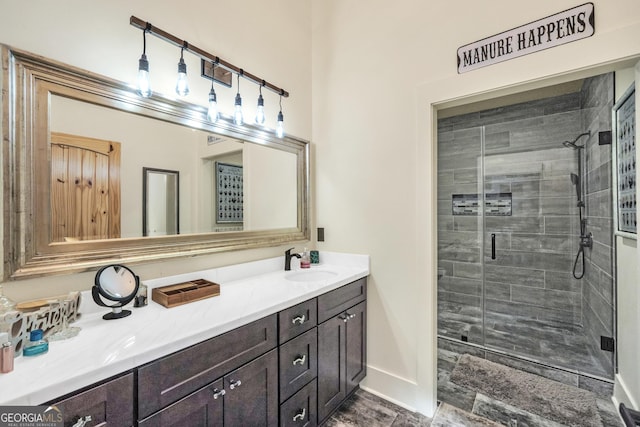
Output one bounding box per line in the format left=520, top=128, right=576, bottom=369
left=175, top=44, right=190, bottom=96
left=255, top=84, right=266, bottom=125
left=234, top=73, right=244, bottom=126
left=276, top=94, right=284, bottom=138
left=207, top=62, right=219, bottom=123
left=137, top=26, right=151, bottom=97
left=130, top=17, right=291, bottom=136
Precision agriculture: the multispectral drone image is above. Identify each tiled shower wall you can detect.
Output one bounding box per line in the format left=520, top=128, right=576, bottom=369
left=437, top=73, right=614, bottom=377
left=581, top=73, right=615, bottom=376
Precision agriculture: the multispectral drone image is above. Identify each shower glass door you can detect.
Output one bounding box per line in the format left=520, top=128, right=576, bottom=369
left=481, top=140, right=586, bottom=372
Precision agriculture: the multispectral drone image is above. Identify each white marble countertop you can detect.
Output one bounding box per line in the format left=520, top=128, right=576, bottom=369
left=0, top=251, right=369, bottom=405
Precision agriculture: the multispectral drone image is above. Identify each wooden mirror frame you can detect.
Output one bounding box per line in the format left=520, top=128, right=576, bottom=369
left=1, top=45, right=310, bottom=280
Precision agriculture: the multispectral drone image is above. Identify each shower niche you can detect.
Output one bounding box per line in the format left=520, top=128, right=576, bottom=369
left=437, top=73, right=616, bottom=382
left=452, top=193, right=512, bottom=216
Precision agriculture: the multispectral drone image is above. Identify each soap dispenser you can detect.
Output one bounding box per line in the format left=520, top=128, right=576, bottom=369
left=300, top=248, right=311, bottom=269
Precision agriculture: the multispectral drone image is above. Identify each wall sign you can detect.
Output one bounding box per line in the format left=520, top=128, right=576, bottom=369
left=457, top=3, right=594, bottom=73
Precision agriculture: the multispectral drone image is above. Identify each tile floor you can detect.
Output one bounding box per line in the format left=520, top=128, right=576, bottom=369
left=325, top=388, right=431, bottom=427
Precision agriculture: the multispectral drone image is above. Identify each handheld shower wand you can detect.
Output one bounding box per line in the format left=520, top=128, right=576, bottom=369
left=570, top=173, right=583, bottom=207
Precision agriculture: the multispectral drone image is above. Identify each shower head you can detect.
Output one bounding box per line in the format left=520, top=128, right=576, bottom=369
left=562, top=131, right=591, bottom=149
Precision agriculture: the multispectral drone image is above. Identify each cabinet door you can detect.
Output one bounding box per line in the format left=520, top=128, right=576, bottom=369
left=223, top=349, right=279, bottom=426
left=51, top=373, right=134, bottom=427
left=138, top=380, right=223, bottom=427
left=317, top=315, right=346, bottom=423
left=345, top=301, right=367, bottom=394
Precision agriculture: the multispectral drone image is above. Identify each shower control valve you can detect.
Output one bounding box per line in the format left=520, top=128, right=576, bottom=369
left=580, top=232, right=593, bottom=249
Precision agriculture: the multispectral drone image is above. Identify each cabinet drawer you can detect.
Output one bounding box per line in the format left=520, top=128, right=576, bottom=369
left=279, top=328, right=317, bottom=402
left=317, top=278, right=366, bottom=323
left=279, top=298, right=317, bottom=343
left=138, top=314, right=277, bottom=419
left=50, top=373, right=134, bottom=427
left=280, top=379, right=317, bottom=427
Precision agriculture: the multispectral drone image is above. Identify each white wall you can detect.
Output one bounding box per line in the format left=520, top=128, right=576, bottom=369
left=0, top=0, right=312, bottom=299
left=312, top=0, right=640, bottom=416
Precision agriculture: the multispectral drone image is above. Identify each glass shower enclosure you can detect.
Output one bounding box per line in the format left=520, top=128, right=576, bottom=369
left=437, top=73, right=615, bottom=381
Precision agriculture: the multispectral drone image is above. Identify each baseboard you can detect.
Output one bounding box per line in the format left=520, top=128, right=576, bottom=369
left=614, top=373, right=639, bottom=413
left=360, top=364, right=418, bottom=413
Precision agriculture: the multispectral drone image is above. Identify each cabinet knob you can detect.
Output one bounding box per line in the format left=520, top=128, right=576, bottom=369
left=292, top=408, right=306, bottom=422
left=229, top=379, right=242, bottom=389
left=291, top=314, right=306, bottom=325
left=348, top=312, right=356, bottom=319
left=211, top=388, right=226, bottom=399
left=292, top=354, right=306, bottom=366
left=339, top=314, right=348, bottom=322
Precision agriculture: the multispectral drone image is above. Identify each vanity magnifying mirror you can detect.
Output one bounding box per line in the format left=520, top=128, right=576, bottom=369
left=2, top=45, right=309, bottom=280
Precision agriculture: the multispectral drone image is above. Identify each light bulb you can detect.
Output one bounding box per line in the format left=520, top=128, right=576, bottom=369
left=234, top=93, right=244, bottom=125
left=207, top=87, right=219, bottom=123
left=175, top=54, right=189, bottom=96
left=276, top=110, right=284, bottom=138
left=137, top=54, right=151, bottom=97
left=255, top=94, right=265, bottom=125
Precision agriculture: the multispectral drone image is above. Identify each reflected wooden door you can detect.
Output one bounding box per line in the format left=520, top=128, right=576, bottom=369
left=50, top=132, right=121, bottom=242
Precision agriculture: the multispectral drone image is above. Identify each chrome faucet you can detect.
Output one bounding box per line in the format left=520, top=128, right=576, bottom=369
left=284, top=248, right=301, bottom=271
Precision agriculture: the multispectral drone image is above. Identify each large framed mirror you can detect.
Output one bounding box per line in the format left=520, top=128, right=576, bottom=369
left=2, top=45, right=310, bottom=279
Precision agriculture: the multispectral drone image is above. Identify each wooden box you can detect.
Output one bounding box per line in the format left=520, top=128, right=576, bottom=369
left=151, top=279, right=220, bottom=308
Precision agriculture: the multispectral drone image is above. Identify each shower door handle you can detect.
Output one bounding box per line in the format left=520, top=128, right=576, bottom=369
left=491, top=233, right=496, bottom=260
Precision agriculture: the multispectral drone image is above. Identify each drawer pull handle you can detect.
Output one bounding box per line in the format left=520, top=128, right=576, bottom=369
left=292, top=408, right=306, bottom=422
left=339, top=314, right=348, bottom=322
left=229, top=379, right=242, bottom=389
left=211, top=388, right=226, bottom=399
left=292, top=354, right=306, bottom=366
left=292, top=314, right=306, bottom=325
left=71, top=416, right=92, bottom=427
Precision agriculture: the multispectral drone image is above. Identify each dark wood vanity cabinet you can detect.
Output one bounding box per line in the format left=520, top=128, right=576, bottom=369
left=317, top=279, right=367, bottom=423
left=49, top=372, right=134, bottom=427
left=46, top=277, right=366, bottom=427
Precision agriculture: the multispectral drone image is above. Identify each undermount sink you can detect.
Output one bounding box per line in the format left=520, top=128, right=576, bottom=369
left=285, top=270, right=338, bottom=282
